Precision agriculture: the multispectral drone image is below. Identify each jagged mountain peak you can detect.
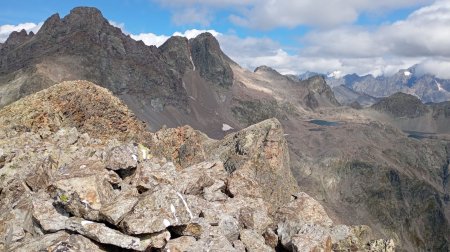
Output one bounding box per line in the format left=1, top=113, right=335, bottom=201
left=38, top=13, right=61, bottom=34
left=69, top=6, right=103, bottom=16
left=254, top=65, right=279, bottom=74
left=159, top=35, right=193, bottom=74
left=4, top=29, right=34, bottom=46
left=64, top=6, right=109, bottom=28
left=161, top=35, right=189, bottom=47
left=190, top=32, right=220, bottom=50
left=189, top=32, right=234, bottom=87
left=37, top=6, right=111, bottom=37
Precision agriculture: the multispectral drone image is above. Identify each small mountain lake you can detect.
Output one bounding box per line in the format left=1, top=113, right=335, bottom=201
left=404, top=131, right=436, bottom=140
left=308, top=120, right=341, bottom=126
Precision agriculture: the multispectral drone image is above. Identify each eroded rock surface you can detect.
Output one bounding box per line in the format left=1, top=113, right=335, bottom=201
left=0, top=81, right=393, bottom=251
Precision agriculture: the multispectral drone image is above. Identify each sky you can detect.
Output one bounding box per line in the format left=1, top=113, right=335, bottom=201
left=1, top=0, right=450, bottom=78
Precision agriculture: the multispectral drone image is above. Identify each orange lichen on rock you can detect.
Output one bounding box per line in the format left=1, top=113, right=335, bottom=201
left=0, top=80, right=149, bottom=141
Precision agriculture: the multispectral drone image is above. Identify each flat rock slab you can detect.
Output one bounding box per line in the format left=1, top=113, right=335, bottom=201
left=65, top=217, right=145, bottom=251
left=120, top=184, right=194, bottom=234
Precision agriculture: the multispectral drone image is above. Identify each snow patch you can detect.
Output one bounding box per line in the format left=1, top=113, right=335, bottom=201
left=163, top=219, right=171, bottom=227
left=436, top=81, right=445, bottom=91
left=222, top=124, right=233, bottom=131
left=404, top=71, right=411, bottom=76
left=176, top=192, right=194, bottom=220
left=189, top=56, right=196, bottom=71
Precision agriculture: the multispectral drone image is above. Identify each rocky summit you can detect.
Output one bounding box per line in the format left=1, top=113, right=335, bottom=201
left=0, top=81, right=395, bottom=251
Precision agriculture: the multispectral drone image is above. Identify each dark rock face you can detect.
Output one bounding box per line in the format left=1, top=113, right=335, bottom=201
left=0, top=6, right=187, bottom=109
left=2, top=29, right=34, bottom=48
left=189, top=33, right=234, bottom=87
left=160, top=36, right=193, bottom=74
left=371, top=92, right=429, bottom=118
left=302, top=76, right=340, bottom=109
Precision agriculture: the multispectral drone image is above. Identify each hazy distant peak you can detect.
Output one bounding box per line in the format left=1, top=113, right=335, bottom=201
left=254, top=65, right=279, bottom=74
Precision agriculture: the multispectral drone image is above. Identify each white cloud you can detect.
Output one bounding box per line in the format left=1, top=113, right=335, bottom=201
left=130, top=29, right=221, bottom=47
left=154, top=0, right=432, bottom=28
left=289, top=0, right=450, bottom=78
left=2, top=1, right=449, bottom=80
left=380, top=0, right=450, bottom=57
left=109, top=21, right=127, bottom=33
left=173, top=29, right=221, bottom=38
left=0, top=22, right=42, bottom=43
left=415, top=58, right=450, bottom=79
left=128, top=1, right=450, bottom=79
left=155, top=0, right=256, bottom=7
left=171, top=7, right=213, bottom=26
left=131, top=33, right=170, bottom=47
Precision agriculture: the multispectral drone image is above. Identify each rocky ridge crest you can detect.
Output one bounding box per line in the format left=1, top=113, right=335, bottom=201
left=0, top=81, right=393, bottom=251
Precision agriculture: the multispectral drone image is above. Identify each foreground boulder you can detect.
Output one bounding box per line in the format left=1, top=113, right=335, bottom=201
left=0, top=81, right=394, bottom=251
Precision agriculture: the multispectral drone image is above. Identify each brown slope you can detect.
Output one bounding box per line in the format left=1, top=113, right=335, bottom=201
left=283, top=116, right=450, bottom=251
left=0, top=80, right=148, bottom=141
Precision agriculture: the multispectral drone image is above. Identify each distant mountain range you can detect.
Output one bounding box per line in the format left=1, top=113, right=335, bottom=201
left=298, top=66, right=450, bottom=105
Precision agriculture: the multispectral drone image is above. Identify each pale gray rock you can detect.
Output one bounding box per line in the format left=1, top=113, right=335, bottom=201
left=205, top=118, right=299, bottom=212
left=120, top=184, right=194, bottom=234
left=32, top=193, right=69, bottom=232
left=52, top=127, right=79, bottom=148
left=134, top=160, right=177, bottom=192
left=218, top=215, right=240, bottom=242
left=232, top=240, right=247, bottom=252
left=174, top=160, right=227, bottom=195
left=53, top=173, right=115, bottom=221
left=65, top=217, right=143, bottom=251
left=11, top=231, right=105, bottom=252
left=104, top=143, right=138, bottom=170
left=239, top=229, right=272, bottom=252
left=200, top=234, right=237, bottom=252
left=289, top=224, right=332, bottom=252
left=275, top=192, right=333, bottom=227
left=164, top=236, right=202, bottom=252
left=203, top=180, right=228, bottom=201
left=99, top=189, right=139, bottom=225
